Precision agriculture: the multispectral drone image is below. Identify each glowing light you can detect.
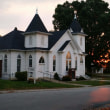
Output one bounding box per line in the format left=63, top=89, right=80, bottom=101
left=100, top=55, right=103, bottom=57
left=90, top=88, right=110, bottom=103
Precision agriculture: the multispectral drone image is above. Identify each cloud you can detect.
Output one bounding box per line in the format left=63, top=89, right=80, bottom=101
left=0, top=0, right=109, bottom=35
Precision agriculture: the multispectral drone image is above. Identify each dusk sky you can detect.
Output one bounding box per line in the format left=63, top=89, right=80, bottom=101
left=0, top=0, right=110, bottom=36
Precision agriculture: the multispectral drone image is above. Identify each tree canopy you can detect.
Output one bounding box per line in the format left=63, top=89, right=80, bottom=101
left=53, top=0, right=110, bottom=71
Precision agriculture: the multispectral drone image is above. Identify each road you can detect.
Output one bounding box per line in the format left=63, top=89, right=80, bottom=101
left=0, top=86, right=110, bottom=110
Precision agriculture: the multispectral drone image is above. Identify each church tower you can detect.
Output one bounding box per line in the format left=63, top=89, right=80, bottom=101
left=69, top=11, right=87, bottom=53
left=24, top=10, right=50, bottom=49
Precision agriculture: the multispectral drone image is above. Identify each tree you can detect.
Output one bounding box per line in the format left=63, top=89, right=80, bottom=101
left=53, top=0, right=110, bottom=72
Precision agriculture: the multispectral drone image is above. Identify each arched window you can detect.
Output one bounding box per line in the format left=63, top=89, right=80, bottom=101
left=66, top=52, right=71, bottom=71
left=29, top=55, right=32, bottom=67
left=4, top=55, right=7, bottom=72
left=80, top=56, right=83, bottom=63
left=39, top=56, right=45, bottom=64
left=53, top=55, right=56, bottom=71
left=17, top=55, right=21, bottom=72
left=75, top=57, right=77, bottom=70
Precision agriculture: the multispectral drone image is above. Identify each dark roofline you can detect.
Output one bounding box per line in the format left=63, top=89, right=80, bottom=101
left=24, top=31, right=52, bottom=36
left=58, top=40, right=71, bottom=52
left=48, top=30, right=66, bottom=50
left=71, top=32, right=87, bottom=36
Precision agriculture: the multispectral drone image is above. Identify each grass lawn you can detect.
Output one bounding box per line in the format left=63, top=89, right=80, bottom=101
left=0, top=79, right=80, bottom=90
left=70, top=80, right=110, bottom=86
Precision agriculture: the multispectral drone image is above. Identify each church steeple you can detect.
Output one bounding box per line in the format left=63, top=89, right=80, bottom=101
left=69, top=10, right=81, bottom=33
left=25, top=11, right=48, bottom=33
left=36, top=8, right=38, bottom=14
left=74, top=10, right=77, bottom=20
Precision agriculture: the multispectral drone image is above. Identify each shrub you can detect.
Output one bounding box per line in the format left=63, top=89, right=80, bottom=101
left=54, top=73, right=60, bottom=80
left=62, top=75, right=72, bottom=81
left=76, top=76, right=86, bottom=81
left=28, top=78, right=34, bottom=83
left=15, top=71, right=27, bottom=81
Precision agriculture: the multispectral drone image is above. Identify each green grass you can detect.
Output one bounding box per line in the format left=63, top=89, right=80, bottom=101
left=0, top=79, right=80, bottom=90
left=70, top=80, right=110, bottom=86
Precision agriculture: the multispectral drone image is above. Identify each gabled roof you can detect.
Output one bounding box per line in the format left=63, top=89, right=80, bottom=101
left=48, top=30, right=66, bottom=50
left=25, top=14, right=48, bottom=33
left=0, top=29, right=66, bottom=51
left=69, top=19, right=81, bottom=33
left=0, top=28, right=25, bottom=50
left=58, top=40, right=71, bottom=52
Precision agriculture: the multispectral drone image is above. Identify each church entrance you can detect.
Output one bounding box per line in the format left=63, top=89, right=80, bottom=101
left=0, top=60, right=2, bottom=78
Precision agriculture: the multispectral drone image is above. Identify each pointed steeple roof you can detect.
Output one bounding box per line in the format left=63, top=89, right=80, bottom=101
left=70, top=19, right=81, bottom=33
left=25, top=13, right=48, bottom=33
left=69, top=10, right=81, bottom=33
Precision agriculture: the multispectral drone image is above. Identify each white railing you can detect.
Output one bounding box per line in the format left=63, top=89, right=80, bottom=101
left=38, top=71, right=54, bottom=80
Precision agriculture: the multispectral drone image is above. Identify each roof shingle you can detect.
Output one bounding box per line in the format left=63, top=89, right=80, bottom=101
left=25, top=14, right=48, bottom=33
left=0, top=28, right=25, bottom=50
left=69, top=19, right=81, bottom=33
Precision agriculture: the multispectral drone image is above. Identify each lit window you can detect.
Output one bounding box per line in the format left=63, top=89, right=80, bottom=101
left=4, top=55, right=7, bottom=72
left=29, top=55, right=32, bottom=67
left=17, top=55, right=21, bottom=72
left=53, top=55, right=56, bottom=71
left=39, top=56, right=45, bottom=64
left=66, top=52, right=71, bottom=71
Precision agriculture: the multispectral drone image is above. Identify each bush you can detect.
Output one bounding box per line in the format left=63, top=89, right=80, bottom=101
left=15, top=71, right=27, bottom=81
left=54, top=73, right=60, bottom=80
left=76, top=76, right=86, bottom=81
left=62, top=75, right=72, bottom=81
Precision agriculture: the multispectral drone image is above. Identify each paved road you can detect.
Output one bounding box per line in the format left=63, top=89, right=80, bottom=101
left=0, top=86, right=110, bottom=110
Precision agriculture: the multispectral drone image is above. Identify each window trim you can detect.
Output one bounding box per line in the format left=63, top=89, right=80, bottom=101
left=29, top=36, right=32, bottom=45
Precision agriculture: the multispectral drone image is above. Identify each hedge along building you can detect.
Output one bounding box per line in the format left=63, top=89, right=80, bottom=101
left=0, top=10, right=87, bottom=80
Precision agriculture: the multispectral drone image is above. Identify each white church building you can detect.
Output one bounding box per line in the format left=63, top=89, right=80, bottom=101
left=0, top=11, right=87, bottom=80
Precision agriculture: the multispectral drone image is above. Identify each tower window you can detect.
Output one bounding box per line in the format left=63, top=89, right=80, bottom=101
left=17, top=55, right=21, bottom=72
left=29, top=55, right=32, bottom=67
left=29, top=36, right=32, bottom=45
left=4, top=55, right=7, bottom=72
left=80, top=56, right=83, bottom=63
left=80, top=37, right=82, bottom=46
left=39, top=56, right=45, bottom=64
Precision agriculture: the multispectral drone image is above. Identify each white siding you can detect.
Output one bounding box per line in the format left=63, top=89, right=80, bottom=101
left=25, top=34, right=48, bottom=48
